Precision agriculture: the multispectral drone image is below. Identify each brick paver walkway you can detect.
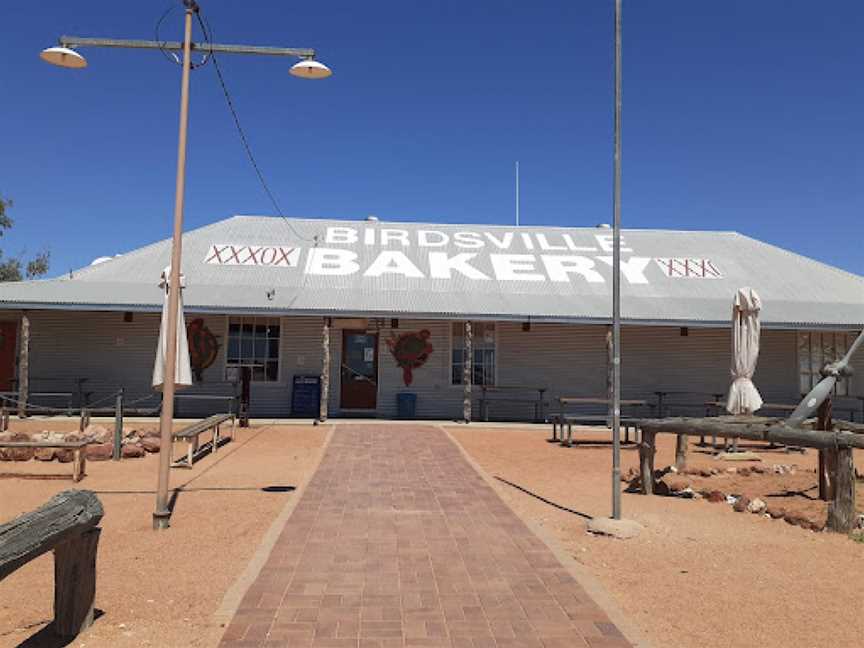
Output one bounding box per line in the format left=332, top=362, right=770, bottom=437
left=219, top=425, right=633, bottom=648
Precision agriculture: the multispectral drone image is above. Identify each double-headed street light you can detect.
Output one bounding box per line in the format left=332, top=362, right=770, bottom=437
left=41, top=0, right=331, bottom=530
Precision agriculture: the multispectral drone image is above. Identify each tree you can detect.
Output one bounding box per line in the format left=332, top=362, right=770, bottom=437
left=0, top=195, right=49, bottom=282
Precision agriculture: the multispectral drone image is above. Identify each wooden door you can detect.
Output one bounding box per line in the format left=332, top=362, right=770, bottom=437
left=340, top=331, right=378, bottom=410
left=0, top=322, right=17, bottom=391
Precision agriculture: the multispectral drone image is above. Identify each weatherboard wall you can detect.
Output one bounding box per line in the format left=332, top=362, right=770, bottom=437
left=15, top=310, right=864, bottom=420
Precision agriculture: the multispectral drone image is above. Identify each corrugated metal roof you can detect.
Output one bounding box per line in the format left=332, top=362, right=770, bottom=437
left=1, top=215, right=862, bottom=328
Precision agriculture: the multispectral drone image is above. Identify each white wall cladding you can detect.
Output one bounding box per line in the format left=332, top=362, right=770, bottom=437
left=25, top=310, right=326, bottom=419
left=19, top=309, right=862, bottom=421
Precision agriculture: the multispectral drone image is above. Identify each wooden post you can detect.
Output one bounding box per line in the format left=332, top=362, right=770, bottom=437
left=53, top=528, right=101, bottom=637
left=72, top=448, right=86, bottom=483
left=319, top=317, right=330, bottom=422
left=113, top=389, right=123, bottom=461
left=827, top=447, right=856, bottom=533
left=675, top=434, right=688, bottom=470
left=17, top=313, right=29, bottom=419
left=639, top=428, right=656, bottom=495
left=817, top=398, right=834, bottom=501
left=462, top=321, right=472, bottom=423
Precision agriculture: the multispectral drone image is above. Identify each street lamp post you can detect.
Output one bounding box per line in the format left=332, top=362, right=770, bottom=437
left=611, top=0, right=623, bottom=520
left=41, top=0, right=331, bottom=530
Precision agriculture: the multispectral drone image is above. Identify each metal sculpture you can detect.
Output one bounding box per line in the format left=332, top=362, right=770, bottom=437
left=386, top=330, right=433, bottom=386
left=788, top=328, right=864, bottom=426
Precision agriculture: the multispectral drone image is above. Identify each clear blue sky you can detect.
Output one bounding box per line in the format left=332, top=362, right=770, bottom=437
left=1, top=1, right=862, bottom=277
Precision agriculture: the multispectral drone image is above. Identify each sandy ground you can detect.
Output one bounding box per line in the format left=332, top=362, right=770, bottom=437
left=0, top=420, right=328, bottom=648
left=449, top=425, right=864, bottom=648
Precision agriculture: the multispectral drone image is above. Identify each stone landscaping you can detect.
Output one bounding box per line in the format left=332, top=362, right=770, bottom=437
left=622, top=455, right=864, bottom=536
left=0, top=424, right=161, bottom=463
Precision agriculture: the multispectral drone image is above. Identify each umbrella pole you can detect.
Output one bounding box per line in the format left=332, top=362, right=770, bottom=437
left=610, top=0, right=623, bottom=521
left=153, top=4, right=194, bottom=531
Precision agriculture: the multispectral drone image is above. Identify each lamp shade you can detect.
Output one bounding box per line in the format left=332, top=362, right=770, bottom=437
left=289, top=58, right=332, bottom=79
left=40, top=46, right=87, bottom=69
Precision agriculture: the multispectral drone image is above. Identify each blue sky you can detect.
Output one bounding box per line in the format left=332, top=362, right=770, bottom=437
left=1, top=1, right=862, bottom=277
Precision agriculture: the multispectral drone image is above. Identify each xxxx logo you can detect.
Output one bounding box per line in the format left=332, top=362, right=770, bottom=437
left=654, top=258, right=723, bottom=279
left=205, top=244, right=300, bottom=267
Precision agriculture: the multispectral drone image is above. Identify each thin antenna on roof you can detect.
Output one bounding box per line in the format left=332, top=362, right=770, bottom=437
left=515, top=161, right=520, bottom=227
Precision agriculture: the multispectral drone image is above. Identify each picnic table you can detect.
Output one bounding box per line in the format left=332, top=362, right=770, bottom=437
left=478, top=385, right=548, bottom=422
left=552, top=397, right=651, bottom=446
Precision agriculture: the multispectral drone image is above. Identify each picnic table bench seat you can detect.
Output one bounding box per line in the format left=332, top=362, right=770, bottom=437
left=477, top=386, right=548, bottom=422
left=171, top=413, right=235, bottom=468
left=0, top=440, right=88, bottom=481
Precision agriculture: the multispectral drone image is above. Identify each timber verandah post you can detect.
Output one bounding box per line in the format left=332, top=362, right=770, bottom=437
left=17, top=312, right=30, bottom=418
left=463, top=321, right=472, bottom=423
left=319, top=317, right=330, bottom=422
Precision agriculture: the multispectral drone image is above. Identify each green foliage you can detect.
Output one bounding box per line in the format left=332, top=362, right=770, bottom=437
left=0, top=194, right=50, bottom=282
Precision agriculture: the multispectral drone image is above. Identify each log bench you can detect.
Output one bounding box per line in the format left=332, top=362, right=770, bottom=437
left=171, top=413, right=235, bottom=468
left=0, top=440, right=88, bottom=482
left=635, top=416, right=862, bottom=533
left=478, top=386, right=548, bottom=422
left=0, top=490, right=103, bottom=638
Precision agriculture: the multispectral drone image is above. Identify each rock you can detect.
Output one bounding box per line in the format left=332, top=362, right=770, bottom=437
left=666, top=477, right=690, bottom=493
left=682, top=467, right=702, bottom=476
left=55, top=434, right=81, bottom=463
left=33, top=448, right=56, bottom=461
left=733, top=496, right=751, bottom=512
left=83, top=424, right=112, bottom=444
left=705, top=490, right=726, bottom=503
left=717, top=451, right=762, bottom=462
left=586, top=517, right=644, bottom=540
left=747, top=498, right=767, bottom=514
left=140, top=438, right=161, bottom=453
left=700, top=469, right=713, bottom=478
left=138, top=427, right=160, bottom=439
left=4, top=433, right=34, bottom=461
left=725, top=467, right=738, bottom=474
left=856, top=514, right=864, bottom=530
left=652, top=480, right=671, bottom=496
left=784, top=512, right=810, bottom=528
left=738, top=467, right=751, bottom=477
left=751, top=465, right=767, bottom=474
left=680, top=487, right=700, bottom=499
left=122, top=443, right=145, bottom=459
left=766, top=505, right=786, bottom=519
left=85, top=443, right=114, bottom=461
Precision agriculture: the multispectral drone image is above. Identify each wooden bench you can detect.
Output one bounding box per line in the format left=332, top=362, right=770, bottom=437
left=0, top=490, right=103, bottom=638
left=171, top=413, right=235, bottom=468
left=478, top=386, right=548, bottom=422
left=0, top=440, right=88, bottom=481
left=551, top=398, right=650, bottom=446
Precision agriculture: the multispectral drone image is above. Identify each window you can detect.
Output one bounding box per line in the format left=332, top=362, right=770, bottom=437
left=798, top=331, right=854, bottom=397
left=226, top=316, right=281, bottom=382
left=452, top=322, right=496, bottom=386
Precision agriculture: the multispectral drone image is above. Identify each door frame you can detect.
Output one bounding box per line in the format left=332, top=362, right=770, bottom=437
left=339, top=329, right=379, bottom=411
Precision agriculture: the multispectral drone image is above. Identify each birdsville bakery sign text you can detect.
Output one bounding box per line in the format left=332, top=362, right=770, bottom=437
left=204, top=226, right=723, bottom=284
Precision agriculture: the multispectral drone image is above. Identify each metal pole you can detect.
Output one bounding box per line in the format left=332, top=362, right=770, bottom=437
left=153, top=5, right=194, bottom=531
left=515, top=161, right=520, bottom=227
left=611, top=0, right=623, bottom=521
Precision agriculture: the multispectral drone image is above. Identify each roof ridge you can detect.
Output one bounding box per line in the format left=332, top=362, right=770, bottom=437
left=229, top=214, right=741, bottom=234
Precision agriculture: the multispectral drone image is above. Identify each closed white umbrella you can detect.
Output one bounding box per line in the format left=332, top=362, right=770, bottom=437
left=726, top=287, right=763, bottom=415
left=152, top=266, right=193, bottom=390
